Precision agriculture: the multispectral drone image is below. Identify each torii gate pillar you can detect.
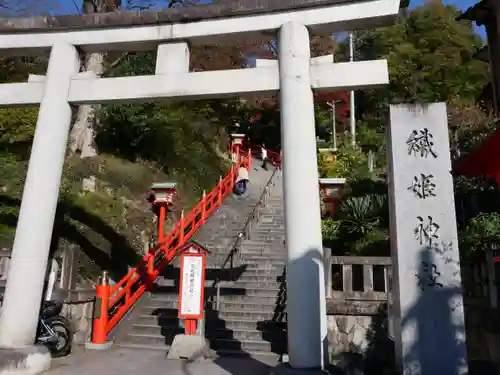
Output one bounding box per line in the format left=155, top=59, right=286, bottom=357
left=0, top=43, right=80, bottom=349
left=278, top=21, right=328, bottom=372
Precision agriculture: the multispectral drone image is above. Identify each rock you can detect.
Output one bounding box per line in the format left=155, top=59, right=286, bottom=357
left=82, top=176, right=96, bottom=193
left=0, top=345, right=51, bottom=375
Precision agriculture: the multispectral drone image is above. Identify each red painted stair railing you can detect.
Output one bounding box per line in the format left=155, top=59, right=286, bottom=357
left=242, top=146, right=282, bottom=168
left=91, top=152, right=253, bottom=344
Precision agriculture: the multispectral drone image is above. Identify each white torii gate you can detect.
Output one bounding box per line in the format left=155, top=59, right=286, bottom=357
left=0, top=0, right=399, bottom=372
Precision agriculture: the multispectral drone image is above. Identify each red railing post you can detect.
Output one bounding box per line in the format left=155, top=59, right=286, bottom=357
left=147, top=252, right=154, bottom=277
left=230, top=165, right=235, bottom=189
left=179, top=210, right=185, bottom=245
left=158, top=205, right=166, bottom=243
left=185, top=319, right=196, bottom=335
left=247, top=149, right=252, bottom=169
left=92, top=270, right=110, bottom=344
left=201, top=190, right=207, bottom=223
left=218, top=176, right=223, bottom=204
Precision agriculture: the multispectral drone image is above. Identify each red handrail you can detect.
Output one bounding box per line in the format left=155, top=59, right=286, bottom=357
left=92, top=153, right=252, bottom=343
left=242, top=146, right=282, bottom=168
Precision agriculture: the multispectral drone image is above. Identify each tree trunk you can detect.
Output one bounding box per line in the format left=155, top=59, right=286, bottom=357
left=68, top=52, right=104, bottom=158
left=68, top=0, right=120, bottom=159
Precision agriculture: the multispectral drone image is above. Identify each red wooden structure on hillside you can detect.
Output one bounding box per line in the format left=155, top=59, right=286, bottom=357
left=454, top=128, right=500, bottom=187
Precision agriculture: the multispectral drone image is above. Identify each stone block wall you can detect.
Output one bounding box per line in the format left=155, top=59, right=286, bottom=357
left=325, top=301, right=500, bottom=374
left=327, top=315, right=374, bottom=355
left=58, top=288, right=95, bottom=345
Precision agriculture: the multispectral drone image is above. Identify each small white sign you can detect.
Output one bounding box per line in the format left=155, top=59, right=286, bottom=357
left=179, top=255, right=204, bottom=317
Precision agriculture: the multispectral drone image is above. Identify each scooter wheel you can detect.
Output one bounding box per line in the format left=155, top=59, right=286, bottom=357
left=45, top=316, right=73, bottom=358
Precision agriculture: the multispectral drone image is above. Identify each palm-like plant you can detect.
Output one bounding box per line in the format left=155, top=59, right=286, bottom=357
left=339, top=194, right=388, bottom=235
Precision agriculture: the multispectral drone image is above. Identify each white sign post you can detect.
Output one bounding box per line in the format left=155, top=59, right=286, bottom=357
left=178, top=243, right=207, bottom=336
left=179, top=255, right=204, bottom=318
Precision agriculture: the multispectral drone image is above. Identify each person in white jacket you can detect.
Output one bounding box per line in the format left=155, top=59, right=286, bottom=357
left=261, top=146, right=268, bottom=171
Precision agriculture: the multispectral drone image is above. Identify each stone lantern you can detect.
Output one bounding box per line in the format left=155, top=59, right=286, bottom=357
left=319, top=177, right=346, bottom=217
left=149, top=182, right=178, bottom=242
left=230, top=133, right=245, bottom=163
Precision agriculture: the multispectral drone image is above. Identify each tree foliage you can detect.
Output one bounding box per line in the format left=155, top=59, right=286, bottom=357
left=349, top=0, right=489, bottom=130
left=459, top=213, right=500, bottom=259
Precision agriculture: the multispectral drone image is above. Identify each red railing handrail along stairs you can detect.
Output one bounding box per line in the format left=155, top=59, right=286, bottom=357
left=242, top=146, right=282, bottom=169
left=91, top=150, right=255, bottom=345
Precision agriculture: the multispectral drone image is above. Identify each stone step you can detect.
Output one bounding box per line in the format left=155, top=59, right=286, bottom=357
left=117, top=336, right=286, bottom=356
left=242, top=241, right=285, bottom=247
left=249, top=229, right=284, bottom=235
left=241, top=249, right=286, bottom=255
left=226, top=274, right=283, bottom=282
left=130, top=324, right=181, bottom=337
left=120, top=332, right=286, bottom=354
left=241, top=249, right=286, bottom=256
left=137, top=305, right=284, bottom=321
left=136, top=314, right=180, bottom=327
left=149, top=294, right=280, bottom=304
left=241, top=241, right=285, bottom=249
left=242, top=241, right=285, bottom=248
left=210, top=338, right=286, bottom=354
left=256, top=220, right=284, bottom=224
left=211, top=349, right=281, bottom=361
left=240, top=268, right=284, bottom=276
left=240, top=258, right=286, bottom=266
left=135, top=314, right=286, bottom=332
left=240, top=257, right=286, bottom=264
left=219, top=280, right=283, bottom=289
left=122, top=333, right=176, bottom=347
left=218, top=309, right=285, bottom=321
left=151, top=287, right=281, bottom=300
left=218, top=301, right=280, bottom=312
left=257, top=217, right=283, bottom=222
left=114, top=342, right=169, bottom=352
left=254, top=228, right=284, bottom=233
left=142, top=298, right=280, bottom=312
left=242, top=249, right=286, bottom=255
left=131, top=324, right=285, bottom=342
left=243, top=263, right=285, bottom=270
left=208, top=329, right=285, bottom=342
left=152, top=276, right=286, bottom=288
left=154, top=279, right=284, bottom=290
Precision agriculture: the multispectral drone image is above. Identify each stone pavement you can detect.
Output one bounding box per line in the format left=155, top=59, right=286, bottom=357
left=47, top=347, right=277, bottom=375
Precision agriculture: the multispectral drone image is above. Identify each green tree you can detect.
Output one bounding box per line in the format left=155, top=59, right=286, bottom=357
left=348, top=0, right=489, bottom=128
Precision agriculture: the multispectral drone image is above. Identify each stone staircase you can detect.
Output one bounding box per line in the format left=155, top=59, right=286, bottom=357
left=207, top=179, right=287, bottom=357
left=113, top=160, right=289, bottom=358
